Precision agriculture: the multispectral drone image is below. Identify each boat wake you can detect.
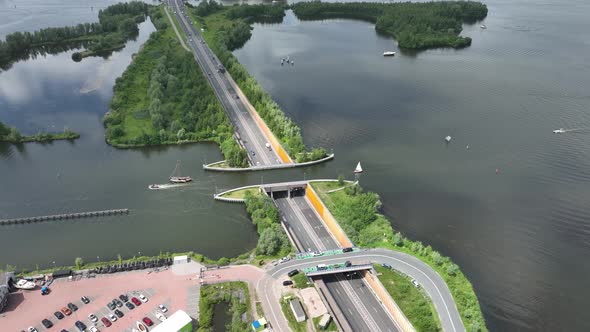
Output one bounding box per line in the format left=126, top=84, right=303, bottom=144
left=148, top=183, right=189, bottom=190
left=553, top=128, right=585, bottom=134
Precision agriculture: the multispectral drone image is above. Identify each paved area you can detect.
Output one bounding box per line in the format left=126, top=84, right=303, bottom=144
left=1, top=268, right=200, bottom=332
left=300, top=287, right=327, bottom=318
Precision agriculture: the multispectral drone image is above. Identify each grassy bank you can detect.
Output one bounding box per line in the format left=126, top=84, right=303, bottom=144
left=105, top=5, right=247, bottom=167
left=310, top=181, right=487, bottom=332
left=375, top=265, right=441, bottom=332
left=220, top=187, right=260, bottom=199
left=0, top=121, right=79, bottom=143
left=290, top=1, right=488, bottom=49
left=188, top=2, right=328, bottom=163
left=198, top=281, right=251, bottom=332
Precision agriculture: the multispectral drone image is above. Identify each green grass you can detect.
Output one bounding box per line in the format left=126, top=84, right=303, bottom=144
left=313, top=315, right=338, bottom=331
left=310, top=181, right=488, bottom=332
left=375, top=265, right=441, bottom=332
left=221, top=187, right=260, bottom=199
left=291, top=271, right=311, bottom=289
left=280, top=295, right=307, bottom=332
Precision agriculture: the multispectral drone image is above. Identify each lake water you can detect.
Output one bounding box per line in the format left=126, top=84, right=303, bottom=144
left=1, top=0, right=590, bottom=331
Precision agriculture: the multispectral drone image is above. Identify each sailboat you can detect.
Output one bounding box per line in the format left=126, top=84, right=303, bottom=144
left=354, top=162, right=363, bottom=174
left=169, top=160, right=192, bottom=184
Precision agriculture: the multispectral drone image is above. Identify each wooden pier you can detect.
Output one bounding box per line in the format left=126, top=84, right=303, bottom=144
left=0, top=209, right=129, bottom=226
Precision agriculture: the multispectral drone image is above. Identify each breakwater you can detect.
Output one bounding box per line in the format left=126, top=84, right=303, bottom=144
left=0, top=209, right=130, bottom=226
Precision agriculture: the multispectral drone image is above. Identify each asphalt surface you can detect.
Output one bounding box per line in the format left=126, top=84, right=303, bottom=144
left=169, top=0, right=281, bottom=166
left=272, top=191, right=400, bottom=332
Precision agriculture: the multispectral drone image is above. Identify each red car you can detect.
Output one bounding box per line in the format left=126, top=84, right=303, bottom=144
left=101, top=317, right=112, bottom=327
left=131, top=297, right=142, bottom=306
left=142, top=317, right=153, bottom=326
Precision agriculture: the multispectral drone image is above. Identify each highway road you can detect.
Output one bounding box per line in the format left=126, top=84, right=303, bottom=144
left=273, top=192, right=401, bottom=332
left=168, top=0, right=281, bottom=166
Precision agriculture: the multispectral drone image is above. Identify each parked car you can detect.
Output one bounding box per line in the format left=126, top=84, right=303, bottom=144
left=89, top=327, right=99, bottom=332
left=138, top=294, right=148, bottom=303
left=81, top=296, right=90, bottom=304
left=101, top=317, right=112, bottom=327
left=60, top=329, right=69, bottom=332
left=158, top=304, right=168, bottom=313
left=131, top=297, right=142, bottom=306
left=112, top=299, right=123, bottom=308
left=278, top=256, right=290, bottom=264
left=287, top=269, right=299, bottom=277
left=61, top=307, right=72, bottom=316
left=42, top=319, right=53, bottom=328
left=282, top=280, right=293, bottom=286
left=27, top=327, right=38, bottom=332
left=125, top=302, right=135, bottom=310
left=54, top=311, right=65, bottom=320
left=155, top=311, right=167, bottom=322
left=119, top=294, right=128, bottom=302
left=108, top=313, right=117, bottom=322
left=142, top=317, right=154, bottom=326
left=88, top=313, right=98, bottom=323
left=67, top=303, right=78, bottom=312
left=74, top=321, right=87, bottom=332
left=114, top=309, right=124, bottom=318
left=106, top=302, right=116, bottom=310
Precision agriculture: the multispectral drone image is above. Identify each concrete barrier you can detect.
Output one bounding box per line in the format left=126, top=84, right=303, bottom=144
left=305, top=184, right=353, bottom=248
left=203, top=153, right=334, bottom=172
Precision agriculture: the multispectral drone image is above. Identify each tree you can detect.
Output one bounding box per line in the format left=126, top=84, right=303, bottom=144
left=74, top=257, right=84, bottom=269
left=338, top=174, right=345, bottom=186
left=431, top=252, right=444, bottom=266
left=256, top=224, right=288, bottom=256
left=392, top=232, right=403, bottom=246
left=447, top=263, right=459, bottom=276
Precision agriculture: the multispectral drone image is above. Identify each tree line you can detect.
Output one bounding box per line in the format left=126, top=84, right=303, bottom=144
left=244, top=191, right=291, bottom=256
left=0, top=1, right=148, bottom=70
left=0, top=121, right=79, bottom=143
left=290, top=1, right=488, bottom=49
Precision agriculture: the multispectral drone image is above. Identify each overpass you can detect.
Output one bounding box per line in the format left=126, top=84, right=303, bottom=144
left=304, top=263, right=373, bottom=277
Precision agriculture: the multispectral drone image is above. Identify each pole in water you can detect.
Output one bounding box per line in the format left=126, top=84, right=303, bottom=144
left=495, top=168, right=499, bottom=175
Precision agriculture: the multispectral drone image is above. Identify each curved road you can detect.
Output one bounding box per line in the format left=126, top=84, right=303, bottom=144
left=259, top=248, right=465, bottom=332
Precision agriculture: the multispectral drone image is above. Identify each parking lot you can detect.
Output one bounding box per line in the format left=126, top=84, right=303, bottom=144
left=1, top=266, right=201, bottom=331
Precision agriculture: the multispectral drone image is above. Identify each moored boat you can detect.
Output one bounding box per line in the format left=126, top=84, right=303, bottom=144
left=15, top=279, right=36, bottom=290
left=383, top=51, right=396, bottom=56
left=169, top=160, right=192, bottom=184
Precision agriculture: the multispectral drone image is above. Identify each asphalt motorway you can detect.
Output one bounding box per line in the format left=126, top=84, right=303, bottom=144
left=169, top=0, right=281, bottom=166
left=273, top=192, right=400, bottom=332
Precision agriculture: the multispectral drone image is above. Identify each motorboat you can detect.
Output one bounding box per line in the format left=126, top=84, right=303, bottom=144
left=169, top=160, right=192, bottom=184
left=383, top=51, right=396, bottom=56
left=480, top=24, right=487, bottom=29
left=148, top=184, right=160, bottom=190
left=136, top=321, right=148, bottom=332
left=15, top=279, right=36, bottom=290
left=445, top=136, right=452, bottom=143
left=553, top=128, right=566, bottom=134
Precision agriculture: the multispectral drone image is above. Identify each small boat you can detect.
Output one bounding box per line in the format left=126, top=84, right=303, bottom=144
left=15, top=279, right=36, bottom=290
left=136, top=321, right=148, bottom=332
left=169, top=160, right=192, bottom=184
left=148, top=184, right=160, bottom=190
left=354, top=162, right=363, bottom=174
left=480, top=24, right=487, bottom=29
left=553, top=128, right=566, bottom=134
left=383, top=51, right=396, bottom=56
left=445, top=136, right=452, bottom=143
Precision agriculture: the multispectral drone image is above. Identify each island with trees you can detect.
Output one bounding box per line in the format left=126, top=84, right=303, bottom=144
left=290, top=1, right=488, bottom=49
left=0, top=2, right=149, bottom=71
left=0, top=121, right=79, bottom=143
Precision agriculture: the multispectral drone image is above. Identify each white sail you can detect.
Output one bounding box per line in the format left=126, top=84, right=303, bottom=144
left=354, top=162, right=363, bottom=174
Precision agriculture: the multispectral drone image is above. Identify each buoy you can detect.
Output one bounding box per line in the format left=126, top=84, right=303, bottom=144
left=495, top=168, right=499, bottom=175
left=466, top=145, right=469, bottom=149
left=445, top=136, right=452, bottom=143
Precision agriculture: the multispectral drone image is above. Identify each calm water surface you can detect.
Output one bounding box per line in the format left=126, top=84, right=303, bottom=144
left=1, top=0, right=590, bottom=331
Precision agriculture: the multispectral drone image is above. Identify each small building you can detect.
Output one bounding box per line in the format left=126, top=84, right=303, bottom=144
left=173, top=255, right=189, bottom=265
left=318, top=313, right=332, bottom=330
left=289, top=299, right=306, bottom=323
left=1, top=272, right=15, bottom=313
left=151, top=310, right=192, bottom=332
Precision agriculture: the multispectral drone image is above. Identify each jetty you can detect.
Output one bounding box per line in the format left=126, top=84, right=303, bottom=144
left=0, top=209, right=129, bottom=226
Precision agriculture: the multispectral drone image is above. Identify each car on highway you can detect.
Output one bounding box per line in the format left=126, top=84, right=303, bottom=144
left=114, top=309, right=124, bottom=318
left=67, top=303, right=78, bottom=312
left=235, top=94, right=239, bottom=99
left=143, top=317, right=154, bottom=326
left=81, top=296, right=90, bottom=304
left=288, top=269, right=299, bottom=277
left=125, top=301, right=135, bottom=310
left=138, top=293, right=148, bottom=303
left=131, top=297, right=142, bottom=306
left=74, top=321, right=87, bottom=332
left=119, top=294, right=128, bottom=302
left=311, top=251, right=322, bottom=257
left=54, top=311, right=65, bottom=320
left=61, top=307, right=72, bottom=316
left=251, top=150, right=256, bottom=156
left=282, top=280, right=293, bottom=286
left=42, top=319, right=53, bottom=328
left=101, top=317, right=112, bottom=327
left=342, top=247, right=354, bottom=253
left=88, top=313, right=98, bottom=323
left=381, top=263, right=392, bottom=269
left=159, top=304, right=168, bottom=313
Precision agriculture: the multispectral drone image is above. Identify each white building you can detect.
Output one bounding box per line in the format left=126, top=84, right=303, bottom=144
left=152, top=310, right=193, bottom=332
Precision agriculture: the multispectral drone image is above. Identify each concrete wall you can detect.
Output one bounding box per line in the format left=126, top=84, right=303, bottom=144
left=305, top=185, right=353, bottom=248
left=204, top=154, right=334, bottom=172
left=362, top=270, right=415, bottom=332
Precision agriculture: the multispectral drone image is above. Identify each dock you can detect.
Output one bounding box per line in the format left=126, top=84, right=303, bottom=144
left=0, top=209, right=130, bottom=226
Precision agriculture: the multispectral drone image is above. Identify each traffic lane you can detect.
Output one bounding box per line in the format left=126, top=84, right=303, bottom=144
left=322, top=274, right=375, bottom=332
left=257, top=275, right=291, bottom=332
left=269, top=249, right=465, bottom=332
left=275, top=196, right=319, bottom=252
left=292, top=195, right=340, bottom=249
left=348, top=275, right=401, bottom=332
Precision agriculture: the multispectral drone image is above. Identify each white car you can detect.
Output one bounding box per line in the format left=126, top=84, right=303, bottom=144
left=278, top=256, right=290, bottom=264
left=89, top=327, right=99, bottom=332
left=159, top=304, right=168, bottom=313
left=88, top=313, right=98, bottom=323
left=139, top=294, right=148, bottom=303
left=27, top=327, right=38, bottom=332
left=108, top=313, right=117, bottom=322
left=411, top=279, right=420, bottom=288
left=155, top=311, right=167, bottom=321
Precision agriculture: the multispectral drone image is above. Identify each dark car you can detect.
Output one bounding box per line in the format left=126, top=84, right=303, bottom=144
left=342, top=247, right=354, bottom=253
left=42, top=319, right=53, bottom=328
left=345, top=260, right=352, bottom=267
left=107, top=301, right=116, bottom=310
left=81, top=296, right=90, bottom=304
left=282, top=280, right=293, bottom=286
left=142, top=317, right=154, bottom=326
left=60, top=329, right=69, bottom=332
left=287, top=269, right=299, bottom=277
left=381, top=263, right=392, bottom=269
left=75, top=320, right=87, bottom=332
left=54, top=311, right=65, bottom=320
left=114, top=309, right=124, bottom=318
left=131, top=297, right=142, bottom=306
left=67, top=303, right=78, bottom=312
left=113, top=299, right=123, bottom=307
left=101, top=317, right=112, bottom=327
left=125, top=301, right=135, bottom=310
left=119, top=294, right=128, bottom=302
